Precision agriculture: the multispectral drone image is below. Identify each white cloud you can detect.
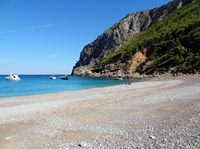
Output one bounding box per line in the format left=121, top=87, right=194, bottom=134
left=0, top=24, right=55, bottom=34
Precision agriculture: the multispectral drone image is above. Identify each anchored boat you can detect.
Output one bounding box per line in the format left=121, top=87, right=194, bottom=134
left=61, top=75, right=69, bottom=80
left=49, top=75, right=56, bottom=80
left=5, top=73, right=21, bottom=81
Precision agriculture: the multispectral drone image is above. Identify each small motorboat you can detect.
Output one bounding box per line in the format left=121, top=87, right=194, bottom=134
left=5, top=73, right=21, bottom=81
left=61, top=75, right=69, bottom=80
left=49, top=75, right=56, bottom=80
left=114, top=77, right=123, bottom=80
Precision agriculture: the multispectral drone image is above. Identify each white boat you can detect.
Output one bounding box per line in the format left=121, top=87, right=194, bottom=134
left=5, top=73, right=21, bottom=81
left=49, top=75, right=56, bottom=80
left=114, top=77, right=123, bottom=80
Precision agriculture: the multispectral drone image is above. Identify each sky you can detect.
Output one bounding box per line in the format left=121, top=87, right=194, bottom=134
left=0, top=0, right=171, bottom=74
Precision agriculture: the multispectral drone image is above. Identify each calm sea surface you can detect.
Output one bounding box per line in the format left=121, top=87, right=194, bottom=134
left=0, top=75, right=137, bottom=98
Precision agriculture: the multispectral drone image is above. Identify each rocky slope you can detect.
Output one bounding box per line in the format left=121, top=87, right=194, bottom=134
left=72, top=0, right=199, bottom=77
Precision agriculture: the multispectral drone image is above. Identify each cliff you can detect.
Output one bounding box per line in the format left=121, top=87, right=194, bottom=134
left=72, top=0, right=199, bottom=77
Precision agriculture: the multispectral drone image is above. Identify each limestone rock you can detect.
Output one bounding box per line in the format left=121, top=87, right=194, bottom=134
left=72, top=0, right=196, bottom=77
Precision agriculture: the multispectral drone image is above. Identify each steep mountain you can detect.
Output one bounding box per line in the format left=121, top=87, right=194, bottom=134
left=72, top=0, right=199, bottom=77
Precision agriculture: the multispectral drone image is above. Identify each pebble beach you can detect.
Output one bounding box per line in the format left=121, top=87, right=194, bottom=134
left=0, top=77, right=200, bottom=148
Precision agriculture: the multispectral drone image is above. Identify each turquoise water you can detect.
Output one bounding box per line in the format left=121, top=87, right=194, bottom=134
left=0, top=75, right=131, bottom=98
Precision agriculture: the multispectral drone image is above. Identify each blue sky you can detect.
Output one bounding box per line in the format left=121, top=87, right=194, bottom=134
left=0, top=0, right=170, bottom=74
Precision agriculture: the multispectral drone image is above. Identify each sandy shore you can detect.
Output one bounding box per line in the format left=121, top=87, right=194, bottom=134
left=0, top=78, right=200, bottom=148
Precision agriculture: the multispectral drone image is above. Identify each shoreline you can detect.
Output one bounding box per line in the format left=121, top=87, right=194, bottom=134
left=1, top=74, right=199, bottom=100
left=0, top=75, right=131, bottom=99
left=0, top=77, right=200, bottom=148
left=0, top=80, right=136, bottom=100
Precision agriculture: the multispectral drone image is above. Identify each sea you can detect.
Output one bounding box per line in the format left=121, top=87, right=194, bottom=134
left=0, top=75, right=137, bottom=98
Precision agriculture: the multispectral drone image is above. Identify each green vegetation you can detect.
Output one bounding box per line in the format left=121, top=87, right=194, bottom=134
left=144, top=44, right=188, bottom=73
left=95, top=0, right=200, bottom=73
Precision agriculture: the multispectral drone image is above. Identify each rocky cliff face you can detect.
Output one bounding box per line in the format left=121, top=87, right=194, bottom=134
left=72, top=0, right=197, bottom=77
left=75, top=10, right=151, bottom=67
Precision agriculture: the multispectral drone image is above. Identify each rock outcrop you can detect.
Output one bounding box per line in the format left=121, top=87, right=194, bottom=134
left=72, top=0, right=197, bottom=77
